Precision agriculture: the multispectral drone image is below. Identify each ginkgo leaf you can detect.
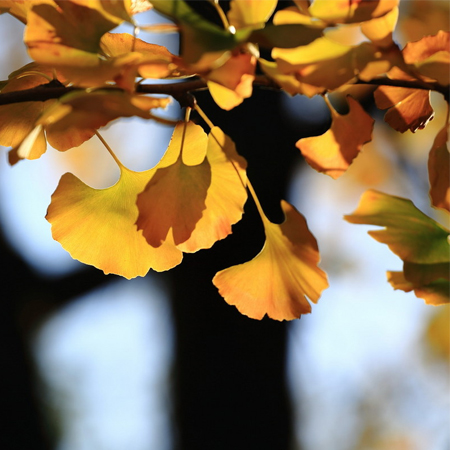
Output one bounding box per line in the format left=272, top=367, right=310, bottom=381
left=100, top=32, right=185, bottom=80
left=213, top=200, right=328, bottom=321
left=374, top=67, right=434, bottom=133
left=344, top=190, right=450, bottom=305
left=0, top=63, right=57, bottom=162
left=0, top=0, right=36, bottom=23
left=387, top=271, right=449, bottom=305
left=150, top=0, right=242, bottom=68
left=40, top=90, right=170, bottom=151
left=344, top=190, right=450, bottom=264
left=402, top=31, right=450, bottom=86
left=258, top=58, right=325, bottom=97
left=46, top=168, right=183, bottom=279
left=360, top=6, right=399, bottom=48
left=136, top=123, right=247, bottom=253
left=227, top=0, right=277, bottom=30
left=207, top=52, right=256, bottom=110
left=273, top=37, right=357, bottom=92
left=309, top=0, right=399, bottom=24
left=25, top=1, right=120, bottom=62
left=428, top=125, right=450, bottom=212
left=296, top=96, right=374, bottom=179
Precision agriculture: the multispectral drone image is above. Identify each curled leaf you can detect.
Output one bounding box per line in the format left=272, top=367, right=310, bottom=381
left=213, top=200, right=328, bottom=321
left=296, top=96, right=374, bottom=179
left=46, top=167, right=183, bottom=279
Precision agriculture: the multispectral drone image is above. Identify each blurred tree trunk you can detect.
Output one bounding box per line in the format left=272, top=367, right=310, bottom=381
left=166, top=86, right=318, bottom=450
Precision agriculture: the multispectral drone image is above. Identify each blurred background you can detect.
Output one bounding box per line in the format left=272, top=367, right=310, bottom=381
left=0, top=2, right=449, bottom=450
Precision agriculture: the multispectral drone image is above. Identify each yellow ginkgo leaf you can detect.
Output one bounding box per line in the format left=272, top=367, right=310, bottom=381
left=136, top=123, right=247, bottom=252
left=297, top=96, right=374, bottom=179
left=227, top=0, right=278, bottom=30
left=46, top=167, right=183, bottom=279
left=309, top=0, right=398, bottom=24
left=213, top=200, right=328, bottom=321
left=207, top=52, right=256, bottom=110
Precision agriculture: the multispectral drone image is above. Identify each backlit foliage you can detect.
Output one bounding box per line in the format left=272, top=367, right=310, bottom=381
left=0, top=0, right=448, bottom=320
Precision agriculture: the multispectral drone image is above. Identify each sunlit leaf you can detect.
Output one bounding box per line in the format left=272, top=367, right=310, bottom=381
left=258, top=58, right=324, bottom=97
left=207, top=52, right=256, bottom=110
left=0, top=63, right=58, bottom=163
left=25, top=1, right=120, bottom=64
left=345, top=190, right=450, bottom=305
left=46, top=168, right=183, bottom=279
left=100, top=32, right=185, bottom=80
left=213, top=200, right=328, bottom=321
left=40, top=90, right=170, bottom=151
left=374, top=67, right=434, bottom=133
left=297, top=96, right=374, bottom=179
left=423, top=306, right=450, bottom=360
left=360, top=6, right=399, bottom=48
left=309, top=0, right=399, bottom=24
left=428, top=124, right=450, bottom=212
left=136, top=123, right=247, bottom=253
left=273, top=37, right=357, bottom=92
left=228, top=0, right=277, bottom=29
left=402, top=31, right=450, bottom=86
left=344, top=190, right=450, bottom=264
left=0, top=0, right=38, bottom=23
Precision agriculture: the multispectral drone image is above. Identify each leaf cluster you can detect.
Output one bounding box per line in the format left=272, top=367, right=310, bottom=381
left=0, top=0, right=448, bottom=319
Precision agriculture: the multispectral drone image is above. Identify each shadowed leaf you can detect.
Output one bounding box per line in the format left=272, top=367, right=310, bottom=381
left=136, top=123, right=247, bottom=252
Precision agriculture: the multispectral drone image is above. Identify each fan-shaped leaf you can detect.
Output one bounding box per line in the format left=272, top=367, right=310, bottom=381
left=46, top=168, right=183, bottom=279
left=136, top=123, right=247, bottom=252
left=213, top=200, right=328, bottom=321
left=296, top=96, right=374, bottom=179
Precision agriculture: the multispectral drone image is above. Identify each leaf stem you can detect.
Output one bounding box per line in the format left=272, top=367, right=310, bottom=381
left=95, top=131, right=124, bottom=169
left=194, top=103, right=268, bottom=224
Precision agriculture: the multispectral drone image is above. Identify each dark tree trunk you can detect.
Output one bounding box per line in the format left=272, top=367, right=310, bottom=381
left=165, top=87, right=317, bottom=450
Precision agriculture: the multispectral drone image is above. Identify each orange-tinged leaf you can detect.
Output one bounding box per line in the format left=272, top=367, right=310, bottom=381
left=402, top=31, right=450, bottom=86
left=258, top=58, right=324, bottom=97
left=428, top=125, right=450, bottom=212
left=309, top=0, right=399, bottom=24
left=40, top=90, right=170, bottom=151
left=374, top=67, right=434, bottom=133
left=0, top=0, right=40, bottom=23
left=100, top=33, right=185, bottom=80
left=360, top=6, right=398, bottom=48
left=46, top=168, right=183, bottom=279
left=136, top=123, right=247, bottom=252
left=213, top=200, right=328, bottom=321
left=296, top=96, right=374, bottom=179
left=388, top=271, right=449, bottom=305
left=228, top=0, right=277, bottom=29
left=207, top=52, right=256, bottom=110
left=0, top=63, right=59, bottom=163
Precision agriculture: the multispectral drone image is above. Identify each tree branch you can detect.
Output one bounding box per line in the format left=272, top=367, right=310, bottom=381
left=0, top=74, right=446, bottom=107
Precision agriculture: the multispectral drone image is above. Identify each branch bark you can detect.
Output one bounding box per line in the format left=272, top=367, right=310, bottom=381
left=0, top=75, right=445, bottom=107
